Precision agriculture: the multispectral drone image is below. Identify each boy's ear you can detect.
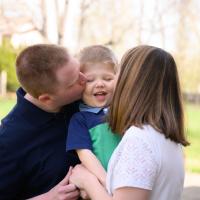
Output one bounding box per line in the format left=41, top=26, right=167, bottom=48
left=38, top=93, right=52, bottom=104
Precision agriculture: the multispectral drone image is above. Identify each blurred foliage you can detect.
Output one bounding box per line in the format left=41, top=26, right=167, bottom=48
left=175, top=53, right=200, bottom=94
left=0, top=38, right=20, bottom=91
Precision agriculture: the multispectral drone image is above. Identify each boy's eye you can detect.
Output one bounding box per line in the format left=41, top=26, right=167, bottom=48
left=104, top=77, right=114, bottom=81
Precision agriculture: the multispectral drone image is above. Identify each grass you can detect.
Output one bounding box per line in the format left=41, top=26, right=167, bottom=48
left=0, top=97, right=16, bottom=120
left=0, top=96, right=200, bottom=173
left=185, top=104, right=200, bottom=173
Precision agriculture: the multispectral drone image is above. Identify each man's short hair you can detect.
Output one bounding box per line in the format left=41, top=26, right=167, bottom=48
left=16, top=44, right=69, bottom=98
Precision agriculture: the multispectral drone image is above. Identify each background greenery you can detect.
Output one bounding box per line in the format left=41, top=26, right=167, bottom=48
left=0, top=97, right=199, bottom=173
left=185, top=104, right=200, bottom=173
left=0, top=39, right=20, bottom=91
left=0, top=97, right=16, bottom=119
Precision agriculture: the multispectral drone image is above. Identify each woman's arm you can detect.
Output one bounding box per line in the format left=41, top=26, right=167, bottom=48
left=70, top=164, right=150, bottom=200
left=70, top=164, right=111, bottom=200
left=77, top=149, right=106, bottom=186
left=113, top=187, right=149, bottom=200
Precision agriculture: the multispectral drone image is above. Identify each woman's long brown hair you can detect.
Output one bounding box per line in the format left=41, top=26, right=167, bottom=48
left=108, top=45, right=189, bottom=146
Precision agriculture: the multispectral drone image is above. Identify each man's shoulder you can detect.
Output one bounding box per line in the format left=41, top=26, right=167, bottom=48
left=0, top=108, right=35, bottom=150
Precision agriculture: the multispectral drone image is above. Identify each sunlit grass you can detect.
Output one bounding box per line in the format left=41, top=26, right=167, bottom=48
left=185, top=104, right=200, bottom=173
left=0, top=97, right=16, bottom=120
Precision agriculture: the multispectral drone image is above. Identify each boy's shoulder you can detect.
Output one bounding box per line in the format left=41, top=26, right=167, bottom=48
left=70, top=110, right=98, bottom=121
left=70, top=109, right=106, bottom=128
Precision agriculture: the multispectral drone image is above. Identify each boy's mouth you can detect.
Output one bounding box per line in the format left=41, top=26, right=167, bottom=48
left=94, top=91, right=107, bottom=96
left=94, top=91, right=108, bottom=101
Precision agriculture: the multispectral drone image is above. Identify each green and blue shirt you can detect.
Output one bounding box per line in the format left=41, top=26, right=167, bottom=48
left=66, top=104, right=121, bottom=170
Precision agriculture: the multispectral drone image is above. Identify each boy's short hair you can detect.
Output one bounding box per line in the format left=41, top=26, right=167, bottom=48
left=78, top=45, right=118, bottom=73
left=16, top=44, right=69, bottom=98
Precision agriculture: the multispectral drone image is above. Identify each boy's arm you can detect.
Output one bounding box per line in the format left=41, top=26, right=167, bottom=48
left=77, top=149, right=106, bottom=187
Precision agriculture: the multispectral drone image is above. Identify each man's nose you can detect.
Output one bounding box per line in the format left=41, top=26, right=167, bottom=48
left=78, top=72, right=87, bottom=85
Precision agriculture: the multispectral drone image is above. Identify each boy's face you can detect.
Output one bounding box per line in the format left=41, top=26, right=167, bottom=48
left=82, top=63, right=116, bottom=108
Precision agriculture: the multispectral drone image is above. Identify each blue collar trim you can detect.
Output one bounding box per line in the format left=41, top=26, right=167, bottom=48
left=79, top=103, right=108, bottom=114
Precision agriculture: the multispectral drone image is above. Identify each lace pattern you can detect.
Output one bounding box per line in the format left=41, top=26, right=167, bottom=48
left=106, top=126, right=158, bottom=193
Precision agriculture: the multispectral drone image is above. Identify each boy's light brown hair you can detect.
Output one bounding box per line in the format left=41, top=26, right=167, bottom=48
left=16, top=44, right=69, bottom=98
left=78, top=45, right=118, bottom=73
left=108, top=45, right=189, bottom=146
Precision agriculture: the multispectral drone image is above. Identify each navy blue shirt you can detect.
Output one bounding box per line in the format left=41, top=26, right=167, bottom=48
left=0, top=88, right=80, bottom=199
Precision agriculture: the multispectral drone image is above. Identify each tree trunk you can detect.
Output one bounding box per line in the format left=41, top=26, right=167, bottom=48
left=42, top=0, right=58, bottom=44
left=0, top=70, right=7, bottom=97
left=62, top=0, right=82, bottom=54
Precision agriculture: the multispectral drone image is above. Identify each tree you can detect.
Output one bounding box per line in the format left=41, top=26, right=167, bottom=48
left=0, top=38, right=19, bottom=94
left=175, top=0, right=200, bottom=93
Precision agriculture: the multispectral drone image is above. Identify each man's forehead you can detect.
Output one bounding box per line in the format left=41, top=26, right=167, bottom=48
left=56, top=60, right=80, bottom=85
left=69, top=56, right=80, bottom=66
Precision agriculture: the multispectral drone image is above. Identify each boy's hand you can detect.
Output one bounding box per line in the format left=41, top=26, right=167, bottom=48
left=80, top=189, right=90, bottom=199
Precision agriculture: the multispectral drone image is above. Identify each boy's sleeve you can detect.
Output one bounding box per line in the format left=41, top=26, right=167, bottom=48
left=66, top=112, right=93, bottom=151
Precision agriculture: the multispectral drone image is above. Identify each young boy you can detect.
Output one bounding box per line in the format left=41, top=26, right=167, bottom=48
left=66, top=45, right=121, bottom=186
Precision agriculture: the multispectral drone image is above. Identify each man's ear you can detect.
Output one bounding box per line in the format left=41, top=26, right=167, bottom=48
left=38, top=93, right=52, bottom=104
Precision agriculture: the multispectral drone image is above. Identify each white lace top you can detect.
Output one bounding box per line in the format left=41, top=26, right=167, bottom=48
left=106, top=125, right=184, bottom=200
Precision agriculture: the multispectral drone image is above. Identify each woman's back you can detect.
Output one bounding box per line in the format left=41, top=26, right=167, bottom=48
left=106, top=125, right=184, bottom=200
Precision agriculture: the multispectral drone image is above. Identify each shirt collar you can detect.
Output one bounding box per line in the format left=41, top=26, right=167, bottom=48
left=16, top=88, right=64, bottom=125
left=79, top=103, right=108, bottom=114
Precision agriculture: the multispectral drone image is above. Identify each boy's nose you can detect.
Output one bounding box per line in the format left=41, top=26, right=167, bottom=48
left=96, top=80, right=105, bottom=87
left=79, top=72, right=87, bottom=85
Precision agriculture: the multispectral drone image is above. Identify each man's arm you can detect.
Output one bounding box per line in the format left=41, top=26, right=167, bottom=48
left=0, top=138, right=79, bottom=200
left=0, top=139, right=23, bottom=199
left=28, top=167, right=80, bottom=200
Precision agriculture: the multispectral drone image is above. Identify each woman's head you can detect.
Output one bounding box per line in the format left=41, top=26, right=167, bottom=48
left=109, top=45, right=189, bottom=146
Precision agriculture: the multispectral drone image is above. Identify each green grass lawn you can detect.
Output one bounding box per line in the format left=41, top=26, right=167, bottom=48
left=0, top=97, right=200, bottom=173
left=185, top=104, right=200, bottom=173
left=0, top=97, right=16, bottom=120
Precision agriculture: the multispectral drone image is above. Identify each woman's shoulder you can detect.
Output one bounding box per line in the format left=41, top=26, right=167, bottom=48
left=122, top=125, right=164, bottom=160
left=124, top=125, right=154, bottom=139
left=125, top=124, right=165, bottom=142
left=117, top=125, right=154, bottom=154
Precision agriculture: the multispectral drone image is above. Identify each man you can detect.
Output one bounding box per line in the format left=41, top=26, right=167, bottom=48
left=0, top=44, right=86, bottom=199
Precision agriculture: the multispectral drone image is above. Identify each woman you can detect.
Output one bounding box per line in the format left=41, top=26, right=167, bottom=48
left=69, top=45, right=189, bottom=200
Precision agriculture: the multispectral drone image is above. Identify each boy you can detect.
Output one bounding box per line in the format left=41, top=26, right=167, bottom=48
left=66, top=45, right=121, bottom=187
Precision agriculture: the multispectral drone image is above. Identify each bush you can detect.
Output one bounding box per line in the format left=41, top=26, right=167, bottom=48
left=0, top=38, right=20, bottom=92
